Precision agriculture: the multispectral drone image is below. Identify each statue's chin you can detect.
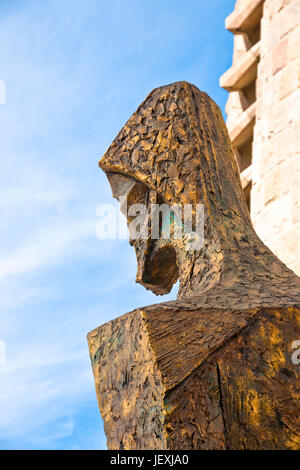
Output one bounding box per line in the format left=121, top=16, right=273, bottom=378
left=136, top=277, right=172, bottom=296
left=136, top=244, right=179, bottom=296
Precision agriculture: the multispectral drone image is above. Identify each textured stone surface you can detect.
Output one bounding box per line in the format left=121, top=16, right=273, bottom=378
left=166, top=307, right=300, bottom=450
left=88, top=311, right=165, bottom=450
left=226, top=0, right=264, bottom=33
left=222, top=0, right=300, bottom=277
left=252, top=0, right=300, bottom=275
left=220, top=40, right=260, bottom=92
left=88, top=81, right=300, bottom=449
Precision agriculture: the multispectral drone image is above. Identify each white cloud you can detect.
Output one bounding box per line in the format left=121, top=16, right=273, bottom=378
left=0, top=217, right=95, bottom=279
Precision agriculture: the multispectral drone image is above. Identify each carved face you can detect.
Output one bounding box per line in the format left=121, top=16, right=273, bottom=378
left=99, top=81, right=249, bottom=298
left=106, top=171, right=179, bottom=295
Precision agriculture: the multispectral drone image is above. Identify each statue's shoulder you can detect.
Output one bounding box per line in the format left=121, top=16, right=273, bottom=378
left=141, top=300, right=299, bottom=390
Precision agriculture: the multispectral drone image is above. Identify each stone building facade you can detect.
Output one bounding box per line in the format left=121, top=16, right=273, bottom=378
left=220, top=0, right=300, bottom=276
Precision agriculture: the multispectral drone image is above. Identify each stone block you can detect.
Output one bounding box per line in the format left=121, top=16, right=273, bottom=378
left=292, top=193, right=300, bottom=225
left=290, top=260, right=300, bottom=277
left=279, top=0, right=300, bottom=38
left=287, top=26, right=300, bottom=62
left=254, top=193, right=292, bottom=241
left=294, top=122, right=300, bottom=155
left=225, top=91, right=249, bottom=125
left=228, top=101, right=256, bottom=147
left=264, top=166, right=282, bottom=204
left=279, top=60, right=300, bottom=100
left=285, top=89, right=300, bottom=124
left=291, top=157, right=300, bottom=223
left=220, top=41, right=260, bottom=92
left=233, top=33, right=253, bottom=65
left=272, top=38, right=288, bottom=75
left=262, top=16, right=280, bottom=55
left=269, top=130, right=294, bottom=164
left=226, top=0, right=264, bottom=33
left=259, top=51, right=273, bottom=82
left=275, top=0, right=293, bottom=13
left=260, top=75, right=280, bottom=114
left=275, top=226, right=300, bottom=265
left=250, top=182, right=266, bottom=217
left=255, top=132, right=292, bottom=179
left=266, top=101, right=286, bottom=137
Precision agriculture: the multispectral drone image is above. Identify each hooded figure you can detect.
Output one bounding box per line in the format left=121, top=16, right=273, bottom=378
left=88, top=82, right=300, bottom=450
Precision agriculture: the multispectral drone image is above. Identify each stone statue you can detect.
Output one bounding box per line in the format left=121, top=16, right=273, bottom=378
left=88, top=82, right=300, bottom=450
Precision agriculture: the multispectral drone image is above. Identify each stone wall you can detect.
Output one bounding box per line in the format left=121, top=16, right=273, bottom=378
left=220, top=0, right=300, bottom=276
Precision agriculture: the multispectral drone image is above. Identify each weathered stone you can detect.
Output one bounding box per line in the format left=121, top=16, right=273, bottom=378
left=88, top=81, right=300, bottom=449
left=220, top=41, right=260, bottom=92
left=222, top=0, right=300, bottom=277
left=272, top=38, right=287, bottom=75
left=254, top=194, right=292, bottom=240
left=225, top=0, right=264, bottom=34
left=287, top=27, right=300, bottom=62
left=279, top=0, right=300, bottom=38
left=279, top=60, right=300, bottom=100
left=274, top=227, right=300, bottom=266
left=233, top=33, right=253, bottom=65
left=264, top=166, right=281, bottom=204
left=277, top=0, right=293, bottom=12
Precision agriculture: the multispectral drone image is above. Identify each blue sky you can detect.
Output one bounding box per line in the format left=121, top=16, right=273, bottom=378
left=0, top=0, right=235, bottom=450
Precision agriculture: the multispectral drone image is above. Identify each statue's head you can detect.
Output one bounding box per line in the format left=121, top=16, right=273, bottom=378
left=99, top=82, right=250, bottom=297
